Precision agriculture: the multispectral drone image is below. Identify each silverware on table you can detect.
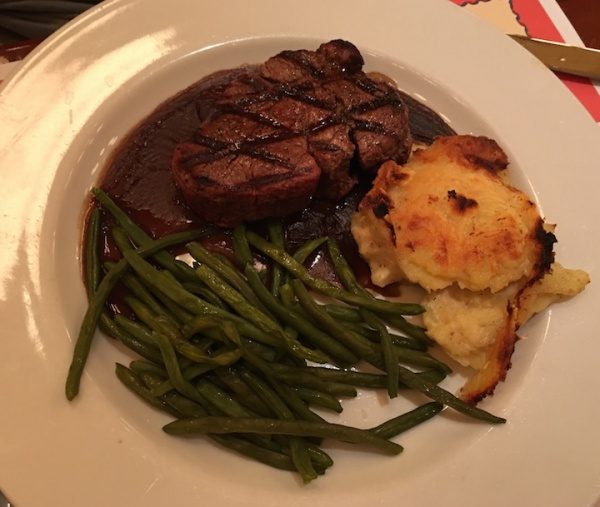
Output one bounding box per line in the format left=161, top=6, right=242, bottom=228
left=510, top=34, right=600, bottom=81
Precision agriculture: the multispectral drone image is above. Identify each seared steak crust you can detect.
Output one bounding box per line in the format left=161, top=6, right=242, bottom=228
left=172, top=40, right=412, bottom=227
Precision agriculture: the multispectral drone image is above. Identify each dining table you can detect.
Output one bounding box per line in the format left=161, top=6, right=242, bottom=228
left=0, top=1, right=599, bottom=507
left=2, top=0, right=598, bottom=121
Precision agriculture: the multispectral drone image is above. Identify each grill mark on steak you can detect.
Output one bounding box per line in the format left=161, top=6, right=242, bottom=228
left=348, top=95, right=404, bottom=114
left=183, top=130, right=305, bottom=168
left=352, top=119, right=399, bottom=137
left=171, top=40, right=422, bottom=227
left=276, top=50, right=327, bottom=79
left=231, top=85, right=334, bottom=110
left=214, top=105, right=290, bottom=129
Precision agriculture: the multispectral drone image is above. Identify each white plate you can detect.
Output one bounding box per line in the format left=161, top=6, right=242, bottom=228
left=1, top=0, right=599, bottom=505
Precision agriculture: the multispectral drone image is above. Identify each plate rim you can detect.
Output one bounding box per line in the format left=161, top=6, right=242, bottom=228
left=1, top=1, right=600, bottom=506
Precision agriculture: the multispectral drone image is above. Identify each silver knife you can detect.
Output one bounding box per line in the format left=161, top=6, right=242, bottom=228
left=509, top=34, right=600, bottom=81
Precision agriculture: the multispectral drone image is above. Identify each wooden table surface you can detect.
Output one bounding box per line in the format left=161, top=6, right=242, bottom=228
left=556, top=0, right=600, bottom=49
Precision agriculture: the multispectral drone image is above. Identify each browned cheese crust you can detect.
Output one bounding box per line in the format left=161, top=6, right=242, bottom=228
left=352, top=135, right=555, bottom=293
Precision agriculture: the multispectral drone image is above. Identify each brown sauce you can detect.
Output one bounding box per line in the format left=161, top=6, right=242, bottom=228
left=92, top=66, right=454, bottom=309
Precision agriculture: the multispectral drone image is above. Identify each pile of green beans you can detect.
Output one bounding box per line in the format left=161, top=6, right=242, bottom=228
left=65, top=188, right=505, bottom=484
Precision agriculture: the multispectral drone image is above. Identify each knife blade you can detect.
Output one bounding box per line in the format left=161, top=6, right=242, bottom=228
left=509, top=34, right=600, bottom=81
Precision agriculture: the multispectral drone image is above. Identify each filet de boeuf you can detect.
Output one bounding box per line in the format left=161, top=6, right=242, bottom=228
left=171, top=40, right=413, bottom=227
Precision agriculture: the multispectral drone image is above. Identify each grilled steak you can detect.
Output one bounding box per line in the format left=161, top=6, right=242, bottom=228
left=171, top=40, right=412, bottom=227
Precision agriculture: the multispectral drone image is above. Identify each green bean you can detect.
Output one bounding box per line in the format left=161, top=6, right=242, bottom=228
left=270, top=382, right=327, bottom=423
left=110, top=265, right=165, bottom=317
left=273, top=370, right=357, bottom=398
left=182, top=281, right=229, bottom=310
left=239, top=369, right=318, bottom=483
left=141, top=370, right=297, bottom=471
left=164, top=417, right=403, bottom=455
left=156, top=380, right=296, bottom=469
left=112, top=229, right=194, bottom=329
left=267, top=221, right=285, bottom=298
left=378, top=313, right=433, bottom=345
left=153, top=330, right=212, bottom=406
left=292, top=237, right=328, bottom=264
left=172, top=259, right=200, bottom=281
left=292, top=387, right=343, bottom=413
left=193, top=337, right=217, bottom=354
left=84, top=209, right=132, bottom=350
left=278, top=237, right=327, bottom=288
left=152, top=285, right=195, bottom=325
left=186, top=242, right=272, bottom=317
left=181, top=315, right=222, bottom=338
left=241, top=351, right=326, bottom=423
left=232, top=224, right=253, bottom=268
left=124, top=296, right=181, bottom=340
left=246, top=231, right=423, bottom=315
left=323, top=304, right=363, bottom=323
left=194, top=264, right=277, bottom=334
left=151, top=363, right=218, bottom=397
left=240, top=370, right=330, bottom=459
left=341, top=321, right=426, bottom=351
left=182, top=344, right=241, bottom=367
left=66, top=260, right=140, bottom=398
left=106, top=317, right=164, bottom=364
left=325, top=238, right=364, bottom=293
left=77, top=193, right=508, bottom=478
left=291, top=280, right=449, bottom=375
left=159, top=390, right=209, bottom=418
left=196, top=379, right=258, bottom=418
left=196, top=264, right=329, bottom=364
left=91, top=188, right=212, bottom=279
left=395, top=366, right=505, bottom=424
left=391, top=346, right=451, bottom=374
left=244, top=266, right=358, bottom=365
left=213, top=368, right=273, bottom=417
left=120, top=248, right=282, bottom=348
left=129, top=360, right=166, bottom=378
left=291, top=279, right=381, bottom=361
left=364, top=309, right=398, bottom=397
left=241, top=371, right=317, bottom=484
left=329, top=310, right=426, bottom=350
left=370, top=402, right=443, bottom=439
left=280, top=365, right=388, bottom=388
left=144, top=371, right=297, bottom=470
left=325, top=240, right=432, bottom=351
left=239, top=369, right=295, bottom=420
left=115, top=363, right=182, bottom=417
left=122, top=301, right=199, bottom=371
left=304, top=365, right=446, bottom=389
left=279, top=282, right=297, bottom=309
left=85, top=207, right=101, bottom=297
left=196, top=378, right=283, bottom=453
left=67, top=243, right=129, bottom=398
left=144, top=375, right=294, bottom=470
left=114, top=315, right=157, bottom=346
left=66, top=221, right=219, bottom=400
left=326, top=237, right=400, bottom=397
left=211, top=435, right=297, bottom=471
left=245, top=353, right=353, bottom=398
left=302, top=444, right=333, bottom=471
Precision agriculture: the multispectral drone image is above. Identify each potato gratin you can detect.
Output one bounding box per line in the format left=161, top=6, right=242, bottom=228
left=352, top=135, right=589, bottom=403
